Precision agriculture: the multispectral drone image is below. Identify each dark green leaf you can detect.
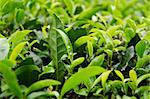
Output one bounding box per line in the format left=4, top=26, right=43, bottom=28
left=0, top=60, right=23, bottom=98
left=48, top=14, right=66, bottom=80
left=54, top=29, right=73, bottom=61
left=16, top=9, right=25, bottom=23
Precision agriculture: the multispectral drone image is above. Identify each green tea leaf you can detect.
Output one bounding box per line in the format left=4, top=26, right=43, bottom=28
left=136, top=74, right=150, bottom=86
left=0, top=0, right=9, bottom=12
left=51, top=7, right=70, bottom=24
left=42, top=26, right=48, bottom=39
left=128, top=82, right=137, bottom=91
left=122, top=95, right=136, bottom=99
left=39, top=66, right=55, bottom=78
left=54, top=28, right=73, bottom=61
left=136, top=55, right=150, bottom=68
left=135, top=40, right=146, bottom=58
left=27, top=91, right=59, bottom=99
left=8, top=30, right=31, bottom=47
left=0, top=38, right=9, bottom=60
left=75, top=36, right=90, bottom=47
left=129, top=69, right=137, bottom=82
left=90, top=29, right=113, bottom=46
left=15, top=65, right=40, bottom=76
left=88, top=54, right=105, bottom=66
left=78, top=6, right=100, bottom=19
left=25, top=79, right=61, bottom=95
left=0, top=60, right=23, bottom=98
left=135, top=86, right=150, bottom=94
left=1, top=0, right=23, bottom=15
left=109, top=80, right=123, bottom=93
left=127, top=19, right=136, bottom=31
left=28, top=40, right=38, bottom=49
left=16, top=8, right=25, bottom=23
left=101, top=70, right=111, bottom=87
left=27, top=91, right=50, bottom=99
left=114, top=70, right=124, bottom=81
left=63, top=0, right=75, bottom=15
left=60, top=66, right=106, bottom=97
left=48, top=14, right=66, bottom=80
left=107, top=25, right=121, bottom=37
left=104, top=49, right=113, bottom=60
left=124, top=28, right=136, bottom=43
left=15, top=65, right=40, bottom=86
left=87, top=40, right=93, bottom=57
left=9, top=42, right=27, bottom=61
left=71, top=57, right=85, bottom=69
left=91, top=74, right=102, bottom=89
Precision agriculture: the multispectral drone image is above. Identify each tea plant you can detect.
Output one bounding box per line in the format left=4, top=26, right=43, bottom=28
left=0, top=0, right=150, bottom=99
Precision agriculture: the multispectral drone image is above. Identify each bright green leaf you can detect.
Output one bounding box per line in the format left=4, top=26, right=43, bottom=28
left=91, top=74, right=102, bottom=89
left=129, top=69, right=137, bottom=82
left=127, top=19, right=136, bottom=31
left=27, top=91, right=59, bottom=99
left=75, top=36, right=90, bottom=47
left=8, top=30, right=31, bottom=47
left=42, top=26, right=48, bottom=39
left=114, top=70, right=124, bottom=81
left=63, top=0, right=75, bottom=15
left=25, top=79, right=61, bottom=95
left=101, top=70, right=111, bottom=87
left=136, top=74, right=150, bottom=86
left=124, top=28, right=136, bottom=43
left=60, top=66, right=106, bottom=97
left=135, top=40, right=147, bottom=58
left=71, top=57, right=85, bottom=69
left=136, top=55, right=150, bottom=68
left=135, top=86, right=150, bottom=94
left=88, top=54, right=105, bottom=66
left=78, top=6, right=100, bottom=19
left=9, top=42, right=27, bottom=61
left=87, top=40, right=93, bottom=57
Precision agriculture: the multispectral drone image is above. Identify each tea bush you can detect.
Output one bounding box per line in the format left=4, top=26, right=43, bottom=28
left=0, top=0, right=150, bottom=99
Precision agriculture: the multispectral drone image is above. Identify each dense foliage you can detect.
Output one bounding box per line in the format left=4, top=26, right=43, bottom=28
left=0, top=0, right=150, bottom=99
